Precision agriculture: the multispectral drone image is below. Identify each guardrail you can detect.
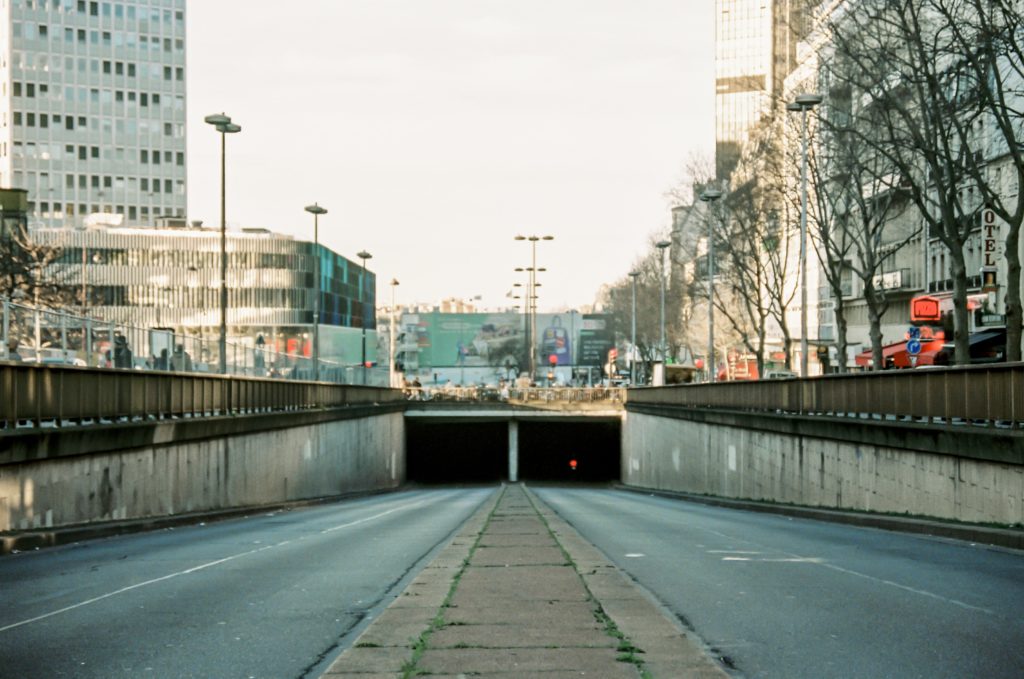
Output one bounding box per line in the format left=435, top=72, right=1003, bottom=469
left=0, top=362, right=404, bottom=429
left=403, top=386, right=626, bottom=404
left=626, top=363, right=1024, bottom=427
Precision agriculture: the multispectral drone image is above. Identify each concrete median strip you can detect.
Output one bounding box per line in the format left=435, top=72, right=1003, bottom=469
left=320, top=483, right=729, bottom=678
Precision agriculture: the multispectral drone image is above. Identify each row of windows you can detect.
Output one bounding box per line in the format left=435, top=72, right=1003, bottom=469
left=11, top=82, right=183, bottom=107
left=13, top=23, right=183, bottom=50
left=11, top=55, right=182, bottom=80
left=14, top=1, right=184, bottom=27
left=6, top=141, right=184, bottom=165
left=26, top=203, right=183, bottom=221
left=10, top=111, right=184, bottom=139
left=60, top=175, right=184, bottom=193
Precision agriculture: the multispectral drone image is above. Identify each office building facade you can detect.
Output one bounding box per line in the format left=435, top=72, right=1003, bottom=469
left=0, top=0, right=187, bottom=227
left=30, top=222, right=377, bottom=366
left=715, top=0, right=807, bottom=180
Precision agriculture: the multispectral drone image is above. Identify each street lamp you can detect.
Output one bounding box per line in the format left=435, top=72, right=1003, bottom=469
left=356, top=250, right=372, bottom=385
left=699, top=188, right=723, bottom=382
left=514, top=235, right=553, bottom=380
left=304, top=203, right=327, bottom=381
left=204, top=112, right=241, bottom=374
left=628, top=270, right=640, bottom=385
left=389, top=278, right=400, bottom=387
left=787, top=92, right=823, bottom=378
left=655, top=240, right=671, bottom=366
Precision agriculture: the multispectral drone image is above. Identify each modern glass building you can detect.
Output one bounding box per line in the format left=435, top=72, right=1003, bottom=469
left=31, top=222, right=377, bottom=365
left=715, top=0, right=807, bottom=180
left=0, top=0, right=187, bottom=228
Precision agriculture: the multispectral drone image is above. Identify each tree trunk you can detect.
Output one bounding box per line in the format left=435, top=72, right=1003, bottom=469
left=1004, top=226, right=1022, bottom=362
left=949, top=251, right=972, bottom=365
left=834, top=298, right=849, bottom=374
left=866, top=284, right=885, bottom=371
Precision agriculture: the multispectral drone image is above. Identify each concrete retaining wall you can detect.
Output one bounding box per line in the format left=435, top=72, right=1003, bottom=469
left=622, top=410, right=1024, bottom=526
left=0, top=411, right=405, bottom=532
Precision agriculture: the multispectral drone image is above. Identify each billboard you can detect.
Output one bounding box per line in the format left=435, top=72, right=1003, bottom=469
left=398, top=311, right=608, bottom=371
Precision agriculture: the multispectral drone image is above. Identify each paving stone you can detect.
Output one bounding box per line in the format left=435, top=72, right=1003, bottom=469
left=428, top=622, right=616, bottom=649
left=470, top=545, right=567, bottom=566
left=442, top=601, right=599, bottom=626
left=320, top=646, right=410, bottom=675
left=416, top=647, right=641, bottom=676
left=478, top=533, right=559, bottom=547
left=450, top=565, right=589, bottom=603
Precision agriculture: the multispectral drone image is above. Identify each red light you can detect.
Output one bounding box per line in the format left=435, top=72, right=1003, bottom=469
left=549, top=354, right=558, bottom=365
left=569, top=459, right=578, bottom=470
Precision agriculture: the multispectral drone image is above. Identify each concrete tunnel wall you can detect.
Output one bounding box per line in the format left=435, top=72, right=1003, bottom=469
left=622, top=410, right=1024, bottom=526
left=0, top=412, right=405, bottom=532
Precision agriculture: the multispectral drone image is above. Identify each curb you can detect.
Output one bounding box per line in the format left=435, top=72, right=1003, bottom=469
left=619, top=485, right=1024, bottom=551
left=0, top=487, right=398, bottom=556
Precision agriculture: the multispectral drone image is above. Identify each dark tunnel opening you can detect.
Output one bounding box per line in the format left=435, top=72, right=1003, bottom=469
left=405, top=418, right=621, bottom=484
left=406, top=421, right=509, bottom=484
left=517, top=420, right=620, bottom=482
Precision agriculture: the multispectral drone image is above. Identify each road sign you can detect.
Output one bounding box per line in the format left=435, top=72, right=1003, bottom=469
left=906, top=339, right=922, bottom=356
left=907, top=326, right=921, bottom=340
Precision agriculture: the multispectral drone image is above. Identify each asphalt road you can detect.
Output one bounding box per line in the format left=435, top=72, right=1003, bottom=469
left=0, top=487, right=493, bottom=679
left=534, top=486, right=1024, bottom=679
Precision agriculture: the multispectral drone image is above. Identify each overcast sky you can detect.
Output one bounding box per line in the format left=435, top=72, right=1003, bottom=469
left=186, top=1, right=715, bottom=311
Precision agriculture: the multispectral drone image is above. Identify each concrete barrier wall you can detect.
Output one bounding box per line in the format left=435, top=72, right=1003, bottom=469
left=622, top=410, right=1024, bottom=526
left=0, top=412, right=405, bottom=532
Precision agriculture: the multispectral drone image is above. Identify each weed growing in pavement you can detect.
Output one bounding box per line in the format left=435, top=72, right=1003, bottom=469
left=400, top=486, right=506, bottom=679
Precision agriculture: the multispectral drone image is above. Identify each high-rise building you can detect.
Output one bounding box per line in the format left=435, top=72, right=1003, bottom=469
left=0, top=0, right=187, bottom=228
left=715, top=0, right=807, bottom=180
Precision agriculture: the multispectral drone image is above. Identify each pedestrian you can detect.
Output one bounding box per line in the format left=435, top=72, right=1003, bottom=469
left=5, top=340, right=23, bottom=361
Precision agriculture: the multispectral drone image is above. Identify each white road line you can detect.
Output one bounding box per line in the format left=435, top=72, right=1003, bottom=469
left=0, top=498, right=431, bottom=634
left=819, top=562, right=994, bottom=614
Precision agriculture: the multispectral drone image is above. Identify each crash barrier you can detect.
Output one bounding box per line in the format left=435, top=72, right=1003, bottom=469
left=627, top=362, right=1024, bottom=427
left=0, top=362, right=403, bottom=429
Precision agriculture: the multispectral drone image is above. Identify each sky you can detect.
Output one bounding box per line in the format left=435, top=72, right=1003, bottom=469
left=186, top=1, right=715, bottom=311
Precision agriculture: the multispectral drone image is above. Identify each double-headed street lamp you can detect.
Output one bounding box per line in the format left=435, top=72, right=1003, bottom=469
left=304, top=203, right=327, bottom=381
left=204, top=113, right=241, bottom=374
left=787, top=93, right=823, bottom=378
left=628, top=270, right=640, bottom=385
left=356, top=250, right=372, bottom=384
left=514, top=235, right=553, bottom=380
left=656, top=239, right=671, bottom=366
left=699, top=188, right=723, bottom=382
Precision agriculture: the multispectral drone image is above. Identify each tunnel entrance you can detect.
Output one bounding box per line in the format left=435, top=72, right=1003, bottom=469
left=406, top=420, right=509, bottom=484
left=517, top=420, right=620, bottom=482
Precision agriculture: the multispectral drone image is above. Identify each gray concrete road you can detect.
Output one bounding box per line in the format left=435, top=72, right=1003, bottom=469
left=535, top=486, right=1024, bottom=679
left=0, top=488, right=493, bottom=679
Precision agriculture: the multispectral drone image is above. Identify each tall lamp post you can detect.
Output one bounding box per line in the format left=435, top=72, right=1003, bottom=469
left=787, top=93, right=823, bottom=378
left=699, top=188, right=722, bottom=382
left=304, top=203, right=327, bottom=381
left=655, top=240, right=671, bottom=365
left=389, top=278, right=400, bottom=387
left=356, top=250, right=372, bottom=385
left=204, top=113, right=241, bottom=375
left=514, top=235, right=553, bottom=380
left=628, top=270, right=640, bottom=385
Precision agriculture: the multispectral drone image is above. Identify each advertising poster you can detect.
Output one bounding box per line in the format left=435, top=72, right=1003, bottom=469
left=577, top=315, right=613, bottom=367
left=402, top=312, right=526, bottom=368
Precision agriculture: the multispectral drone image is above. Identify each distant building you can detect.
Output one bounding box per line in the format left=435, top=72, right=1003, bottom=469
left=715, top=0, right=809, bottom=181
left=0, top=0, right=187, bottom=228
left=30, top=221, right=377, bottom=365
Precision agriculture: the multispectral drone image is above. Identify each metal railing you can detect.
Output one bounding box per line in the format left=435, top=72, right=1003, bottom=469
left=1, top=296, right=389, bottom=386
left=627, top=363, right=1024, bottom=427
left=403, top=385, right=626, bottom=405
left=0, top=362, right=404, bottom=429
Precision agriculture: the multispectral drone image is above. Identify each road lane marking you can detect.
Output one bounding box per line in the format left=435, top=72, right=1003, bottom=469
left=0, top=497, right=433, bottom=634
left=819, top=562, right=994, bottom=614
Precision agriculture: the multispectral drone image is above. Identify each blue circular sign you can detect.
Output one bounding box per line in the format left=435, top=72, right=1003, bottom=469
left=906, top=339, right=922, bottom=355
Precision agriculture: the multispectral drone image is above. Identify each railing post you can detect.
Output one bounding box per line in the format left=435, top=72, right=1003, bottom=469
left=60, top=312, right=67, bottom=359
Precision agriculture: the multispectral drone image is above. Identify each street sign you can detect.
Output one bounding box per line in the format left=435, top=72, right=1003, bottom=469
left=906, top=339, right=922, bottom=356
left=907, top=326, right=921, bottom=340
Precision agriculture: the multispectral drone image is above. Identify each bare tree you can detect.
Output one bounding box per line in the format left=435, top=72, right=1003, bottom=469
left=825, top=1, right=998, bottom=364
left=926, top=0, right=1024, bottom=359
